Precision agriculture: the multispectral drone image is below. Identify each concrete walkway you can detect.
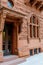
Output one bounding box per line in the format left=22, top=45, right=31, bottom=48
left=0, top=55, right=26, bottom=65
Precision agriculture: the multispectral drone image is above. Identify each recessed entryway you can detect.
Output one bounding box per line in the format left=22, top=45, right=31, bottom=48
left=3, top=22, right=18, bottom=56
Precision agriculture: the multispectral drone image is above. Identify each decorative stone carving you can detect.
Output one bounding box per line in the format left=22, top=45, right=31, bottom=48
left=0, top=10, right=6, bottom=31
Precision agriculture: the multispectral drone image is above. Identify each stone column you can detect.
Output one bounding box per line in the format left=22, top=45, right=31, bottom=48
left=12, top=23, right=18, bottom=55
left=0, top=11, right=6, bottom=61
left=18, top=18, right=29, bottom=57
left=27, top=16, right=30, bottom=43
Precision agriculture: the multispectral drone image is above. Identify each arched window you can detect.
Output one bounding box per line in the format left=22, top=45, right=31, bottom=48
left=7, top=0, right=14, bottom=8
left=30, top=15, right=39, bottom=38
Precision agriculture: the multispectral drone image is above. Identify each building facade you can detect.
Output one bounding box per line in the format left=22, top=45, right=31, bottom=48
left=0, top=0, right=43, bottom=61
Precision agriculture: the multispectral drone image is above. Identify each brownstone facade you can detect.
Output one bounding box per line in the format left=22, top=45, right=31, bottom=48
left=0, top=0, right=43, bottom=61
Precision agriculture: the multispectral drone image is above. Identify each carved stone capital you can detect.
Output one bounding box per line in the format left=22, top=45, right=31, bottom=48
left=2, top=10, right=7, bottom=19
left=0, top=11, right=6, bottom=31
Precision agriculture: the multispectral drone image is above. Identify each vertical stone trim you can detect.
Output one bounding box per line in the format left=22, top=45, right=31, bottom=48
left=18, top=17, right=29, bottom=57
left=16, top=24, right=19, bottom=54
left=27, top=16, right=30, bottom=43
left=12, top=22, right=18, bottom=55
left=0, top=12, right=6, bottom=31
left=38, top=18, right=41, bottom=42
left=35, top=26, right=37, bottom=38
left=20, top=17, right=27, bottom=40
left=35, top=17, right=37, bottom=38
left=12, top=23, right=16, bottom=54
left=0, top=11, right=6, bottom=61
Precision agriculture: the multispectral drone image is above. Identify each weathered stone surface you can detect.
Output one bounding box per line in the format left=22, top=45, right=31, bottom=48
left=0, top=0, right=43, bottom=61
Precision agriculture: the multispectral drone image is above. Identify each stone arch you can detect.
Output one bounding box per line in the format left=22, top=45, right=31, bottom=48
left=30, top=14, right=39, bottom=24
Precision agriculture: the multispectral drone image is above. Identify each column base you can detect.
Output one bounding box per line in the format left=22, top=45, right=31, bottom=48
left=0, top=50, right=3, bottom=62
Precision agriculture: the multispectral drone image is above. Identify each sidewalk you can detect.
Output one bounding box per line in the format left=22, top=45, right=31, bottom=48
left=0, top=55, right=26, bottom=65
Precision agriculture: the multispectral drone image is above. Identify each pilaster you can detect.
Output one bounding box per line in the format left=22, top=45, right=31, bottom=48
left=0, top=11, right=6, bottom=61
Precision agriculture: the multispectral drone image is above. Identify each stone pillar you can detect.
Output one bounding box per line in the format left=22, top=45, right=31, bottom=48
left=27, top=16, right=30, bottom=43
left=18, top=18, right=29, bottom=57
left=12, top=23, right=18, bottom=55
left=0, top=11, right=6, bottom=61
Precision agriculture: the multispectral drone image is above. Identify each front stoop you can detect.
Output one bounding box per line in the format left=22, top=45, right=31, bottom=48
left=3, top=55, right=18, bottom=62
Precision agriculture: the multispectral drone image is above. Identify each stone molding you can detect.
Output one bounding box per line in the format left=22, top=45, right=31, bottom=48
left=0, top=10, right=6, bottom=31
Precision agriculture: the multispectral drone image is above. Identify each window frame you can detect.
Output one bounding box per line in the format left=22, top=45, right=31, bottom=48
left=34, top=48, right=37, bottom=54
left=30, top=15, right=39, bottom=38
left=7, top=0, right=14, bottom=8
left=30, top=49, right=33, bottom=56
left=38, top=48, right=41, bottom=53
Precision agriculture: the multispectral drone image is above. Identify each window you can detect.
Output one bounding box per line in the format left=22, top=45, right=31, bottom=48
left=30, top=15, right=39, bottom=38
left=34, top=48, right=37, bottom=54
left=32, top=16, right=35, bottom=24
left=18, top=24, right=21, bottom=34
left=38, top=48, right=41, bottom=53
left=8, top=0, right=14, bottom=8
left=30, top=48, right=41, bottom=56
left=30, top=49, right=33, bottom=56
left=29, top=0, right=35, bottom=6
left=30, top=25, right=32, bottom=37
left=33, top=26, right=36, bottom=37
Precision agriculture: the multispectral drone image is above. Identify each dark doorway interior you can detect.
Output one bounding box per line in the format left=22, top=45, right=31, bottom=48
left=3, top=22, right=14, bottom=56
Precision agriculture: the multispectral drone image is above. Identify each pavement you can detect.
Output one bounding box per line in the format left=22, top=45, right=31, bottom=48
left=18, top=53, right=43, bottom=65
left=0, top=55, right=26, bottom=65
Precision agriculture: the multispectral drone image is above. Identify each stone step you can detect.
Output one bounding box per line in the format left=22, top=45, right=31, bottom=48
left=9, top=58, right=26, bottom=65
left=3, top=55, right=18, bottom=62
left=0, top=57, right=26, bottom=65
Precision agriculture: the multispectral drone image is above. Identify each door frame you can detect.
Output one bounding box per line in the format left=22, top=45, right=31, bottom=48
left=3, top=20, right=19, bottom=55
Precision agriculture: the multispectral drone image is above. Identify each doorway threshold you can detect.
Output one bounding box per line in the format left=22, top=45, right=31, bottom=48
left=3, top=55, right=18, bottom=62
